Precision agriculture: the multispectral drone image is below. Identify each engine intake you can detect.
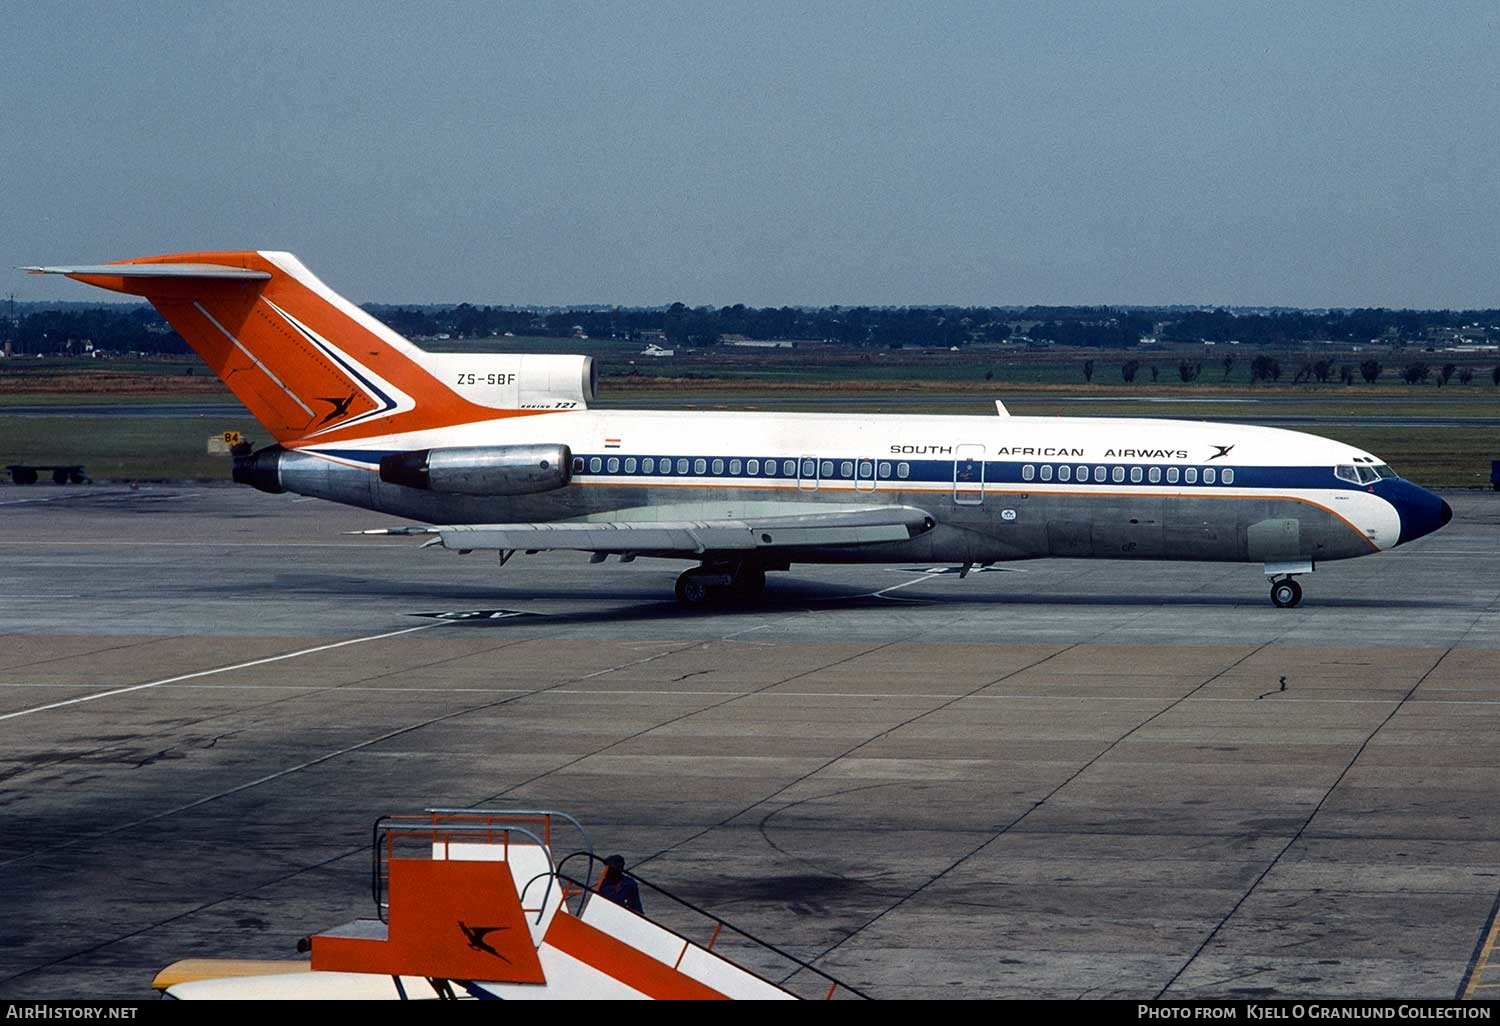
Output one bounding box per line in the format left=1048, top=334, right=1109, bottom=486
left=379, top=444, right=572, bottom=496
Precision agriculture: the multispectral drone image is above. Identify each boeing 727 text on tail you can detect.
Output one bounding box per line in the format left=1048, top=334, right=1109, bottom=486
left=27, top=251, right=1452, bottom=608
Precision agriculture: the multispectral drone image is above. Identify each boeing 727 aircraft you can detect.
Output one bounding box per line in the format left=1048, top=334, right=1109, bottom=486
left=27, top=251, right=1452, bottom=608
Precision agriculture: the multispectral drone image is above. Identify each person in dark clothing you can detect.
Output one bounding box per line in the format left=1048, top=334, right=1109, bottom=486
left=596, top=854, right=643, bottom=914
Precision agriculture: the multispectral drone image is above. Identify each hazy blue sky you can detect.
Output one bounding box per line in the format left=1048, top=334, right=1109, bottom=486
left=4, top=2, right=1498, bottom=308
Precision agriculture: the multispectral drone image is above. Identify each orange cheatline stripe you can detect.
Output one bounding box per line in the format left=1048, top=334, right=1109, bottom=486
left=545, top=912, right=727, bottom=1000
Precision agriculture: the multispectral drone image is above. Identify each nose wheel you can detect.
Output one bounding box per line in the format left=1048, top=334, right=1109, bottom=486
left=1270, top=577, right=1303, bottom=608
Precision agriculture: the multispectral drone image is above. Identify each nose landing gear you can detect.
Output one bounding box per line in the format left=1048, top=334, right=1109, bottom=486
left=1269, top=577, right=1303, bottom=608
left=1264, top=560, right=1313, bottom=608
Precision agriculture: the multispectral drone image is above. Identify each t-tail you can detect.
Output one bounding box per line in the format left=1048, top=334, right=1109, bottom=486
left=25, top=252, right=596, bottom=446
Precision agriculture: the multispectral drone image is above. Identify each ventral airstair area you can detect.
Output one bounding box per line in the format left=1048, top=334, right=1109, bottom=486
left=152, top=809, right=869, bottom=1001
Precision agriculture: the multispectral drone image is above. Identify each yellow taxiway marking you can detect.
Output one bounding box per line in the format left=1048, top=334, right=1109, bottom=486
left=1463, top=902, right=1500, bottom=1000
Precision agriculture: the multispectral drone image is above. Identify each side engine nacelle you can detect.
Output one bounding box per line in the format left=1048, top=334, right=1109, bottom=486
left=378, top=444, right=572, bottom=496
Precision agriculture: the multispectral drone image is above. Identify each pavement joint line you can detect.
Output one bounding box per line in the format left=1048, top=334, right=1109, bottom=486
left=0, top=843, right=365, bottom=990
left=11, top=682, right=1500, bottom=703
left=1158, top=646, right=1456, bottom=1000
left=0, top=630, right=559, bottom=792
left=0, top=623, right=448, bottom=723
left=470, top=633, right=926, bottom=815
left=0, top=633, right=710, bottom=873
left=0, top=636, right=176, bottom=675
left=801, top=638, right=1284, bottom=987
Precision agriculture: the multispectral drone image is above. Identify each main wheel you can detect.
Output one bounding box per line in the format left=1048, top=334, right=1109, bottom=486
left=675, top=570, right=713, bottom=609
left=1270, top=579, right=1302, bottom=608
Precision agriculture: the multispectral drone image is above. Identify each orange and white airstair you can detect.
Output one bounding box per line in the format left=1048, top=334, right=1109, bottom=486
left=152, top=809, right=867, bottom=1001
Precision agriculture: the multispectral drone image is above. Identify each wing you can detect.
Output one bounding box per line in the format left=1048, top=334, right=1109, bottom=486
left=355, top=505, right=936, bottom=556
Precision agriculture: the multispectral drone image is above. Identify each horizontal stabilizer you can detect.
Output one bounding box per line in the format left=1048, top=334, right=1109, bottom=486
left=356, top=505, right=937, bottom=556
left=25, top=263, right=271, bottom=280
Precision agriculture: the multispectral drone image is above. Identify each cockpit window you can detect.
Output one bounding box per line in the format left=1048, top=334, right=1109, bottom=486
left=1373, top=463, right=1399, bottom=480
left=1336, top=463, right=1386, bottom=485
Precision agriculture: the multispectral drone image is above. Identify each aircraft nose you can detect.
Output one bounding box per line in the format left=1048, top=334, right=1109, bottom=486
left=1393, top=483, right=1452, bottom=546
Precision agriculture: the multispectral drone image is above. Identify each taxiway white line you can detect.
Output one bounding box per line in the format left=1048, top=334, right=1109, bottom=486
left=0, top=623, right=445, bottom=722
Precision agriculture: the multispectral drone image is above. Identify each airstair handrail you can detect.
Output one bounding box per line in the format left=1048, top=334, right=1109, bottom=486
left=552, top=851, right=872, bottom=1001
left=370, top=809, right=591, bottom=921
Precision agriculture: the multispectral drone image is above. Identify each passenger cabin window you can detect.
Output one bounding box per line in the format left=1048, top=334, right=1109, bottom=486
left=1167, top=467, right=1179, bottom=484
left=878, top=461, right=892, bottom=479
left=1041, top=465, right=1055, bottom=482
left=801, top=459, right=816, bottom=478
left=1076, top=465, right=1088, bottom=481
left=897, top=462, right=910, bottom=479
left=858, top=460, right=873, bottom=478
left=840, top=461, right=853, bottom=477
left=589, top=457, right=602, bottom=473
left=1130, top=466, right=1143, bottom=483
left=1203, top=468, right=1216, bottom=484
left=1184, top=467, right=1198, bottom=484
left=573, top=456, right=584, bottom=472
left=1111, top=466, right=1125, bottom=483
left=643, top=457, right=655, bottom=473
left=604, top=457, right=617, bottom=473
left=729, top=459, right=741, bottom=475
left=694, top=458, right=707, bottom=474
left=677, top=458, right=689, bottom=474
left=1148, top=467, right=1161, bottom=484
left=711, top=458, right=724, bottom=475
left=1093, top=466, right=1107, bottom=483
left=1022, top=465, right=1035, bottom=481
left=783, top=460, right=796, bottom=476
left=747, top=459, right=759, bottom=475
left=820, top=460, right=834, bottom=478
left=1221, top=468, right=1234, bottom=485
left=1058, top=465, right=1071, bottom=482
left=625, top=457, right=637, bottom=473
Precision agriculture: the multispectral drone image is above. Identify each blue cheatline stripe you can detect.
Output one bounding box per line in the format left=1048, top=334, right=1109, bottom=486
left=565, top=454, right=1364, bottom=492
left=297, top=447, right=1374, bottom=494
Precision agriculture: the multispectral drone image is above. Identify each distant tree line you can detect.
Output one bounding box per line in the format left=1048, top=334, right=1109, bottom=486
left=3, top=300, right=1499, bottom=356
left=1090, top=355, right=1500, bottom=386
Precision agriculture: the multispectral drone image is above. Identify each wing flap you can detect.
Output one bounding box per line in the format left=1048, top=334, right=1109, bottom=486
left=359, top=505, right=936, bottom=556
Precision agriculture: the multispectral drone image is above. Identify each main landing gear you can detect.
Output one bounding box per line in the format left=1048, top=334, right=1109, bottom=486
left=1264, top=560, right=1313, bottom=608
left=674, top=560, right=767, bottom=609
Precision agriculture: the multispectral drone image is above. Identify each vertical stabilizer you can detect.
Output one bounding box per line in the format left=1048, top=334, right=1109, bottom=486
left=27, top=252, right=528, bottom=444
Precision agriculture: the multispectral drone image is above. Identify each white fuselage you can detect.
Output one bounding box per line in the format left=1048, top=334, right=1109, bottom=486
left=281, top=408, right=1415, bottom=566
